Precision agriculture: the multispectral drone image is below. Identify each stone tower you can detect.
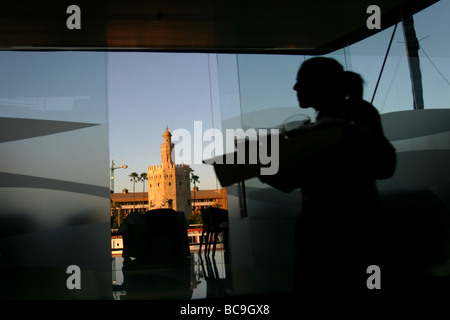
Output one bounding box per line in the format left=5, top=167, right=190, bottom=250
left=148, top=127, right=192, bottom=217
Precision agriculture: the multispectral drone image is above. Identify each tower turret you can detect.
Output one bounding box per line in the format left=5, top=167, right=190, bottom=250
left=148, top=127, right=191, bottom=217
left=161, top=127, right=174, bottom=165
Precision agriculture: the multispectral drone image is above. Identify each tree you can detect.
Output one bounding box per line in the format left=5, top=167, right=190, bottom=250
left=139, top=172, right=148, bottom=193
left=137, top=172, right=148, bottom=211
left=110, top=200, right=124, bottom=230
left=187, top=211, right=203, bottom=225
left=129, top=172, right=139, bottom=212
left=190, top=171, right=200, bottom=212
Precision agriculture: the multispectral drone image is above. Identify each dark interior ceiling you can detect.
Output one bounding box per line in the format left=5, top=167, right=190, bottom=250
left=0, top=0, right=438, bottom=54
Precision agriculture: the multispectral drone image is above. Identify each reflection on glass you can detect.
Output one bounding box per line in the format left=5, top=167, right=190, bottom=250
left=112, top=251, right=233, bottom=300
left=412, top=1, right=450, bottom=110
left=0, top=51, right=107, bottom=124
left=0, top=51, right=110, bottom=299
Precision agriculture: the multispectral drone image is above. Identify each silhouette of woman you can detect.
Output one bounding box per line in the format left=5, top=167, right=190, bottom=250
left=260, top=57, right=396, bottom=296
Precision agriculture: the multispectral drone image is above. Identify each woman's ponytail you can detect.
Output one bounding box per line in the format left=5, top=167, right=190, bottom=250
left=343, top=71, right=364, bottom=100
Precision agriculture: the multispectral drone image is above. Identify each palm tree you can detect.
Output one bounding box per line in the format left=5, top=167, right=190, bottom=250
left=139, top=172, right=148, bottom=193
left=138, top=172, right=148, bottom=211
left=190, top=171, right=200, bottom=212
left=129, top=172, right=139, bottom=212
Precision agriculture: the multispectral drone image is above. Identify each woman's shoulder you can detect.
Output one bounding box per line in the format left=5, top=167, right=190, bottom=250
left=345, top=99, right=381, bottom=118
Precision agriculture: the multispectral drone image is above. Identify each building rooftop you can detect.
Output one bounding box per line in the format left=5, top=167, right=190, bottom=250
left=111, top=191, right=148, bottom=202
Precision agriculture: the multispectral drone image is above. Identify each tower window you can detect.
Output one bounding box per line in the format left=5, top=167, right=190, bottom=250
left=169, top=182, right=171, bottom=186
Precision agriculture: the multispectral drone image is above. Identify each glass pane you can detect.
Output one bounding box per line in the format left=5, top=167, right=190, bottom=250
left=0, top=51, right=107, bottom=124
left=344, top=24, right=414, bottom=114
left=236, top=53, right=315, bottom=129
left=0, top=51, right=111, bottom=299
left=413, top=0, right=450, bottom=109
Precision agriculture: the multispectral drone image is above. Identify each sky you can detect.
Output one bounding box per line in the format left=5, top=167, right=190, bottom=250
left=107, top=1, right=450, bottom=194
left=108, top=53, right=223, bottom=192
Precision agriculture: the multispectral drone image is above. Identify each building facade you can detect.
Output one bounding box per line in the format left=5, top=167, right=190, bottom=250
left=191, top=186, right=228, bottom=211
left=147, top=128, right=192, bottom=216
left=111, top=187, right=228, bottom=215
left=111, top=189, right=148, bottom=214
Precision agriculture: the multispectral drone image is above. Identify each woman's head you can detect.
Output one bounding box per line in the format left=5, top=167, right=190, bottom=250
left=293, top=57, right=363, bottom=111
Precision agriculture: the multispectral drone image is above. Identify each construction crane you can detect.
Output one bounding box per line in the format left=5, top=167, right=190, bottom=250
left=110, top=160, right=127, bottom=193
